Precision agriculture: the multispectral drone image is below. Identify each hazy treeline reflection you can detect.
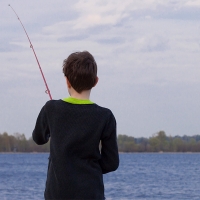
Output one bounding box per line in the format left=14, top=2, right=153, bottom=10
left=0, top=131, right=200, bottom=152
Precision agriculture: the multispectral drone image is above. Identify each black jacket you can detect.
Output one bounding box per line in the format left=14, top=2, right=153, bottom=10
left=32, top=100, right=119, bottom=200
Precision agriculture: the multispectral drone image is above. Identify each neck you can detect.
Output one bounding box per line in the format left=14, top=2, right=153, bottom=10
left=69, top=88, right=91, bottom=100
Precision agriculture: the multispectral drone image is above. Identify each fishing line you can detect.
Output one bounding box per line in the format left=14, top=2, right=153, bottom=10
left=9, top=4, right=52, bottom=100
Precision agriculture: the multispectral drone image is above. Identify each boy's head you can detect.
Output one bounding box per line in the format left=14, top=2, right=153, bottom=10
left=62, top=51, right=98, bottom=93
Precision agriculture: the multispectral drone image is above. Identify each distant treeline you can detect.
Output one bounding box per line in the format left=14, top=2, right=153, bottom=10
left=1, top=131, right=200, bottom=152
left=118, top=131, right=200, bottom=152
left=0, top=132, right=50, bottom=152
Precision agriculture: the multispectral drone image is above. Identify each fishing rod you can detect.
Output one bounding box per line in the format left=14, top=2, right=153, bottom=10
left=9, top=4, right=52, bottom=100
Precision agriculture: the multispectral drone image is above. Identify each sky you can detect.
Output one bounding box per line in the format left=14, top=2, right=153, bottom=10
left=0, top=0, right=200, bottom=139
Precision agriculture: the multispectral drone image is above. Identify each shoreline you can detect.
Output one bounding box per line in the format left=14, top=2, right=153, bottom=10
left=0, top=152, right=49, bottom=154
left=1, top=152, right=200, bottom=154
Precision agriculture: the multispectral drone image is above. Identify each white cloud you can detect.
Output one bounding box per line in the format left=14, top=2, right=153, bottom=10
left=185, top=0, right=200, bottom=6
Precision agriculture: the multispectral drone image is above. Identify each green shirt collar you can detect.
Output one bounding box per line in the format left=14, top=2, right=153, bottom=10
left=62, top=97, right=94, bottom=104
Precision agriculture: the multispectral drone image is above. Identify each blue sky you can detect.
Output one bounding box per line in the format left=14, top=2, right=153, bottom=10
left=1, top=0, right=200, bottom=138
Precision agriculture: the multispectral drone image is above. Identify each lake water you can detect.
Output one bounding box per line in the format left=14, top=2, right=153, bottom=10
left=0, top=153, right=200, bottom=200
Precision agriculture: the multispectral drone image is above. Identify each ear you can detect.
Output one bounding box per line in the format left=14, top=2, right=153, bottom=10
left=93, top=76, right=99, bottom=87
left=66, top=77, right=71, bottom=88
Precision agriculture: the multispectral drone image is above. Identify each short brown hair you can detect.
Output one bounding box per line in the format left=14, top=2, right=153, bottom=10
left=62, top=51, right=97, bottom=93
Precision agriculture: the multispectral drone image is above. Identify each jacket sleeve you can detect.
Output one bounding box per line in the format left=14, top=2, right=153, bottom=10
left=32, top=104, right=50, bottom=145
left=99, top=112, right=119, bottom=174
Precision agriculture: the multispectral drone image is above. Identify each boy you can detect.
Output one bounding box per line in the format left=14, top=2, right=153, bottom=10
left=32, top=51, right=119, bottom=200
